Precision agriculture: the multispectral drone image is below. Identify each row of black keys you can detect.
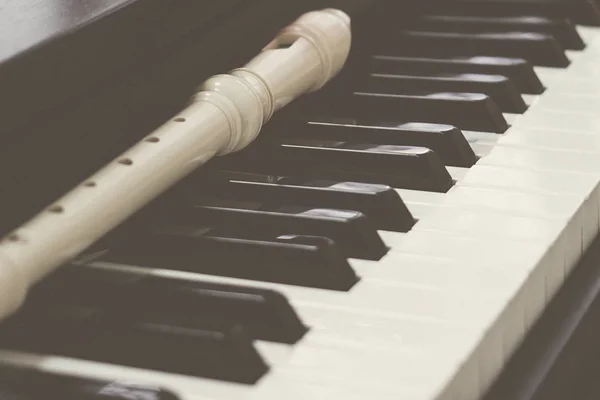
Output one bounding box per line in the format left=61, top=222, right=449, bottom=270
left=371, top=20, right=574, bottom=68
left=0, top=126, right=468, bottom=388
left=422, top=0, right=600, bottom=28
left=0, top=263, right=304, bottom=386
left=311, top=8, right=588, bottom=132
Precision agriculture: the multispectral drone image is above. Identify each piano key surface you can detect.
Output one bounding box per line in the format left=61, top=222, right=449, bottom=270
left=4, top=3, right=600, bottom=400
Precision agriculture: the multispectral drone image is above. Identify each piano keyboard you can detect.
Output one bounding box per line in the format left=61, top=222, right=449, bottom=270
left=2, top=1, right=600, bottom=399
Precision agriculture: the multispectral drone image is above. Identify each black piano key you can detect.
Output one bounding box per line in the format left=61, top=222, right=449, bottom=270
left=220, top=138, right=454, bottom=192
left=370, top=55, right=545, bottom=94
left=104, top=231, right=359, bottom=290
left=0, top=364, right=180, bottom=400
left=413, top=15, right=585, bottom=50
left=140, top=277, right=307, bottom=344
left=152, top=198, right=387, bottom=260
left=308, top=91, right=507, bottom=133
left=387, top=30, right=569, bottom=68
left=362, top=72, right=527, bottom=113
left=184, top=170, right=414, bottom=232
left=0, top=305, right=268, bottom=384
left=279, top=120, right=477, bottom=168
left=30, top=266, right=308, bottom=344
left=428, top=0, right=600, bottom=27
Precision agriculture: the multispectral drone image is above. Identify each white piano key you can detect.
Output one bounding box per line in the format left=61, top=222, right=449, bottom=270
left=578, top=38, right=600, bottom=55
left=352, top=253, right=529, bottom=295
left=499, top=128, right=600, bottom=152
left=478, top=145, right=600, bottom=174
left=447, top=166, right=468, bottom=181
left=413, top=208, right=565, bottom=243
left=566, top=50, right=584, bottom=60
left=390, top=230, right=551, bottom=274
left=533, top=93, right=600, bottom=113
left=395, top=189, right=446, bottom=205
left=533, top=66, right=562, bottom=86
left=391, top=227, right=558, bottom=290
left=268, top=341, right=469, bottom=394
left=389, top=233, right=548, bottom=389
left=248, top=370, right=429, bottom=400
left=442, top=185, right=591, bottom=253
left=394, top=189, right=446, bottom=218
left=458, top=164, right=600, bottom=197
left=469, top=142, right=494, bottom=157
left=512, top=109, right=600, bottom=133
left=457, top=165, right=600, bottom=257
left=444, top=185, right=583, bottom=219
left=401, top=202, right=438, bottom=220
left=293, top=302, right=474, bottom=352
left=576, top=26, right=600, bottom=44
left=568, top=62, right=600, bottom=80
left=521, top=94, right=539, bottom=107
left=413, top=207, right=570, bottom=297
left=533, top=73, right=600, bottom=95
left=502, top=112, right=519, bottom=126
left=378, top=230, right=406, bottom=247
left=461, top=130, right=499, bottom=146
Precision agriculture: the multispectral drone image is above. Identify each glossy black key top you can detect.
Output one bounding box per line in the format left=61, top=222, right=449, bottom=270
left=280, top=120, right=477, bottom=168
left=223, top=138, right=454, bottom=192
left=154, top=198, right=387, bottom=260
left=429, top=0, right=600, bottom=27
left=104, top=231, right=359, bottom=290
left=362, top=72, right=527, bottom=113
left=186, top=171, right=415, bottom=232
left=0, top=364, right=180, bottom=400
left=0, top=305, right=268, bottom=383
left=387, top=30, right=569, bottom=68
left=310, top=91, right=508, bottom=133
left=370, top=55, right=544, bottom=94
left=31, top=265, right=308, bottom=344
left=414, top=15, right=585, bottom=50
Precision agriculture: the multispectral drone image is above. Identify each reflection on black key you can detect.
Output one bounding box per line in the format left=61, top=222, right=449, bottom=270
left=429, top=0, right=600, bottom=27
left=104, top=231, right=359, bottom=290
left=315, top=91, right=507, bottom=133
left=155, top=199, right=387, bottom=260
left=231, top=139, right=454, bottom=192
left=363, top=73, right=527, bottom=113
left=31, top=265, right=308, bottom=344
left=370, top=55, right=544, bottom=94
left=388, top=30, right=569, bottom=68
left=414, top=15, right=585, bottom=50
left=0, top=306, right=268, bottom=384
left=187, top=171, right=415, bottom=232
left=0, top=364, right=180, bottom=400
left=280, top=121, right=477, bottom=167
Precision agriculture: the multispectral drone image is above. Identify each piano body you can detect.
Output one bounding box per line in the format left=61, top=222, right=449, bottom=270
left=1, top=0, right=600, bottom=399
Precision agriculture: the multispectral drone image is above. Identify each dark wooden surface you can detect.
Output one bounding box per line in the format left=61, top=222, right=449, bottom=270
left=0, top=0, right=329, bottom=235
left=484, top=233, right=600, bottom=400
left=0, top=0, right=247, bottom=135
